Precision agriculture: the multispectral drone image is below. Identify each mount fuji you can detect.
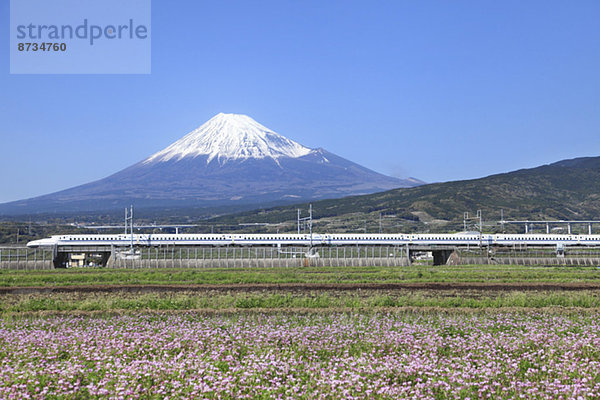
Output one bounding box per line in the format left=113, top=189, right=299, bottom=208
left=0, top=113, right=423, bottom=215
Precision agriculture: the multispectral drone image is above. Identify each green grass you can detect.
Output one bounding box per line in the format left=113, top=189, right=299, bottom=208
left=3, top=265, right=600, bottom=315
left=3, top=290, right=600, bottom=313
left=1, top=264, right=600, bottom=287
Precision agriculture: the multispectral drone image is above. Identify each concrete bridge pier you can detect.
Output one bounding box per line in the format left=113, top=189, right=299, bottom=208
left=432, top=249, right=455, bottom=266
left=53, top=252, right=68, bottom=268
left=52, top=250, right=112, bottom=268
left=98, top=252, right=111, bottom=267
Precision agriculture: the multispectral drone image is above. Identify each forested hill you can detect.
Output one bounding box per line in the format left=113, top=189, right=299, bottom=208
left=207, top=157, right=600, bottom=233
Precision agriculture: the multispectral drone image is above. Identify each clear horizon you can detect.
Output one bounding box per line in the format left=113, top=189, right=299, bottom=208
left=1, top=0, right=599, bottom=203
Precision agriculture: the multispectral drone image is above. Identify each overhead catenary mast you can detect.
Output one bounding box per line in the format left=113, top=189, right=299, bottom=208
left=125, top=205, right=134, bottom=253
left=298, top=206, right=313, bottom=237
left=309, top=204, right=313, bottom=248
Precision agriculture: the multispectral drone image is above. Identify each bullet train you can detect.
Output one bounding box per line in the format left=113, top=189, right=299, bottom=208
left=26, top=232, right=600, bottom=248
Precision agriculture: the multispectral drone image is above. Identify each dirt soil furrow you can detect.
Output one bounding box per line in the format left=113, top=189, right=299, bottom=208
left=3, top=282, right=600, bottom=295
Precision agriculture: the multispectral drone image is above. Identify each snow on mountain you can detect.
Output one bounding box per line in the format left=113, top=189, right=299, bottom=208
left=0, top=113, right=423, bottom=215
left=144, top=113, right=312, bottom=164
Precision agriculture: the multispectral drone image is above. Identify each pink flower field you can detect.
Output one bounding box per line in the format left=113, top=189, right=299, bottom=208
left=1, top=312, right=600, bottom=399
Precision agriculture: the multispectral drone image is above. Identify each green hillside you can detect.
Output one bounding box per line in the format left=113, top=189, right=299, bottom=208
left=3, top=156, right=599, bottom=242
left=207, top=157, right=600, bottom=234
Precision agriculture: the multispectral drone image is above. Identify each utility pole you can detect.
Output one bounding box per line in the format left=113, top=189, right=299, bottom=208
left=298, top=206, right=313, bottom=237
left=124, top=208, right=128, bottom=235
left=477, top=210, right=482, bottom=247
left=379, top=213, right=383, bottom=234
left=309, top=204, right=313, bottom=248
left=125, top=205, right=134, bottom=253
left=130, top=205, right=134, bottom=253
left=464, top=210, right=484, bottom=241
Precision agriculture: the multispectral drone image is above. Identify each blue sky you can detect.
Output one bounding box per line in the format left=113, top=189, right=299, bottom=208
left=1, top=0, right=599, bottom=203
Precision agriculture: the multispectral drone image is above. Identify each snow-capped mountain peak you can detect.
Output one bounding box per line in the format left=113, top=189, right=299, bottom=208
left=144, top=113, right=312, bottom=164
left=0, top=112, right=423, bottom=215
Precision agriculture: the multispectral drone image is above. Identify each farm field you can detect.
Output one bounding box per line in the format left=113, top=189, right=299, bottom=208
left=2, top=265, right=600, bottom=398
left=4, top=289, right=600, bottom=314
left=2, top=311, right=600, bottom=399
left=2, top=264, right=600, bottom=287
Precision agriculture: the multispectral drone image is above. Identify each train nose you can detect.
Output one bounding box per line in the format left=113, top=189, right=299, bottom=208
left=27, top=238, right=57, bottom=248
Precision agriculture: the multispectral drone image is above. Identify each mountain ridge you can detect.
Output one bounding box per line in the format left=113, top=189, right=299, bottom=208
left=204, top=155, right=600, bottom=233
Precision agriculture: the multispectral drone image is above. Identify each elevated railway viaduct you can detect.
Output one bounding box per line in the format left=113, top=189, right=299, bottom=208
left=4, top=232, right=598, bottom=269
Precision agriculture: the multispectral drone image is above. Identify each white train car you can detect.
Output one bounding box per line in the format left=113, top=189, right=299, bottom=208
left=26, top=232, right=600, bottom=248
